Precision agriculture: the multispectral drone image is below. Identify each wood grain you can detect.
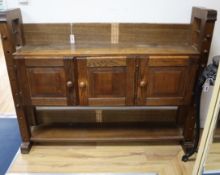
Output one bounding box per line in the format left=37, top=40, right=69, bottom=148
left=29, top=123, right=183, bottom=142
left=119, top=24, right=191, bottom=45
left=14, top=44, right=199, bottom=58
left=34, top=107, right=177, bottom=124
left=64, top=57, right=76, bottom=105
left=8, top=144, right=195, bottom=175
left=79, top=56, right=136, bottom=106
left=136, top=57, right=188, bottom=106
left=205, top=143, right=220, bottom=171
left=191, top=7, right=217, bottom=68
left=23, top=24, right=70, bottom=45
left=22, top=23, right=192, bottom=46
left=77, top=58, right=89, bottom=105
left=73, top=23, right=111, bottom=44
left=87, top=56, right=126, bottom=67
left=148, top=56, right=190, bottom=67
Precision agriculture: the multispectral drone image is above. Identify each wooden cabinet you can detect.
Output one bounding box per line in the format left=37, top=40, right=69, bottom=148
left=77, top=56, right=135, bottom=106
left=1, top=7, right=217, bottom=154
left=20, top=56, right=198, bottom=108
left=14, top=55, right=199, bottom=153
left=19, top=56, right=193, bottom=107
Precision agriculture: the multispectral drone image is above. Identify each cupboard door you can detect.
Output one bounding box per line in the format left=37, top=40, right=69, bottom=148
left=137, top=56, right=190, bottom=106
left=24, top=59, right=75, bottom=106
left=77, top=56, right=135, bottom=106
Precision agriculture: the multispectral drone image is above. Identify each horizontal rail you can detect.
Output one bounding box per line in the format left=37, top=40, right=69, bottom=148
left=36, top=106, right=178, bottom=111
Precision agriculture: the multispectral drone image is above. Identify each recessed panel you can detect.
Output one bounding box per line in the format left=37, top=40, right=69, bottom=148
left=148, top=67, right=185, bottom=97
left=88, top=67, right=126, bottom=98
left=27, top=67, right=67, bottom=97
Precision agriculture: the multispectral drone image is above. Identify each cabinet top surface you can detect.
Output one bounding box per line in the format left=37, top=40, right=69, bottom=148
left=14, top=43, right=199, bottom=58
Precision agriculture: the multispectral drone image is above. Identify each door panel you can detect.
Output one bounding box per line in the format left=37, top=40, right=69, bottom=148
left=148, top=67, right=186, bottom=97
left=137, top=56, right=189, bottom=106
left=24, top=59, right=75, bottom=106
left=27, top=67, right=66, bottom=97
left=77, top=56, right=135, bottom=106
left=88, top=67, right=126, bottom=98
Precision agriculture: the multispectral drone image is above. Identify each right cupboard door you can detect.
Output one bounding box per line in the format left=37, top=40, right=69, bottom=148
left=137, top=56, right=191, bottom=106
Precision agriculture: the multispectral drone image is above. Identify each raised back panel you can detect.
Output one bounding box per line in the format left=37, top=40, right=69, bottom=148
left=23, top=23, right=192, bottom=45
left=119, top=24, right=191, bottom=45
left=23, top=24, right=70, bottom=45
left=23, top=23, right=111, bottom=45
left=73, top=23, right=111, bottom=44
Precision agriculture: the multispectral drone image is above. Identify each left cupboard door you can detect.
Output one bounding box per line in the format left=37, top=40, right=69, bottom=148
left=16, top=58, right=76, bottom=106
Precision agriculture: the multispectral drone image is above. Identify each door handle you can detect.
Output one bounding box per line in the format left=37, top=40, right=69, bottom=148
left=140, top=80, right=146, bottom=87
left=79, top=81, right=86, bottom=88
left=66, top=81, right=73, bottom=88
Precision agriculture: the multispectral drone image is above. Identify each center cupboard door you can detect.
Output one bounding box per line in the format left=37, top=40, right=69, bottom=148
left=77, top=56, right=136, bottom=106
left=137, top=56, right=192, bottom=106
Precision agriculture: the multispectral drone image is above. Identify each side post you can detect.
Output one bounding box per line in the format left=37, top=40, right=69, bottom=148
left=0, top=9, right=32, bottom=153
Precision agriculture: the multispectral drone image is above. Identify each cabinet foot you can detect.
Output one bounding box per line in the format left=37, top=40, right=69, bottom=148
left=181, top=141, right=196, bottom=162
left=20, top=142, right=32, bottom=154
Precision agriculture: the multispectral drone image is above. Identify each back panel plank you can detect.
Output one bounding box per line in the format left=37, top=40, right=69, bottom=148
left=23, top=23, right=191, bottom=46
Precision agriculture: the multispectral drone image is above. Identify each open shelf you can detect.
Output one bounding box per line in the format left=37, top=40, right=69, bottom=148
left=30, top=123, right=184, bottom=143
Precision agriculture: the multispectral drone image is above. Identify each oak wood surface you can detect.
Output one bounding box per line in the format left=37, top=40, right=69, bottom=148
left=14, top=43, right=199, bottom=58
left=35, top=107, right=177, bottom=124
left=26, top=66, right=68, bottom=105
left=136, top=56, right=192, bottom=106
left=77, top=56, right=136, bottom=106
left=22, top=23, right=191, bottom=46
left=191, top=7, right=217, bottom=68
left=0, top=7, right=217, bottom=154
left=30, top=123, right=183, bottom=143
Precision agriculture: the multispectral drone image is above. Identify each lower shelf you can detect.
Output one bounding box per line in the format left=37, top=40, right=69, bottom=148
left=30, top=123, right=184, bottom=143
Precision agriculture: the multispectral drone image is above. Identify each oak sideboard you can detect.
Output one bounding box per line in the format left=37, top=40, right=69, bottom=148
left=0, top=7, right=217, bottom=155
